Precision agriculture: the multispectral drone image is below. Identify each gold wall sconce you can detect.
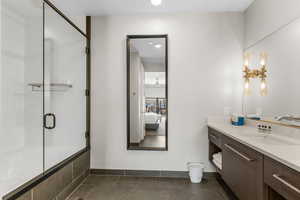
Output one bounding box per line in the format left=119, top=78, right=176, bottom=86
left=243, top=52, right=268, bottom=96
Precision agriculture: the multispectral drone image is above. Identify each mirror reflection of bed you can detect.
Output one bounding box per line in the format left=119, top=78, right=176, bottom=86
left=141, top=98, right=166, bottom=148
left=128, top=36, right=167, bottom=150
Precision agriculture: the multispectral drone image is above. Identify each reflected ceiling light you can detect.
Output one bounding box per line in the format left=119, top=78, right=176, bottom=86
left=154, top=44, right=162, bottom=48
left=151, top=0, right=162, bottom=6
left=148, top=42, right=154, bottom=45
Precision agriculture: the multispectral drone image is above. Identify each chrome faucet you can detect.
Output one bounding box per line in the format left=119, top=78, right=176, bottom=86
left=275, top=115, right=300, bottom=122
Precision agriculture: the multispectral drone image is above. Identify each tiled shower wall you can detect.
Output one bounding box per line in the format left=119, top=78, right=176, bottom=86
left=13, top=151, right=90, bottom=200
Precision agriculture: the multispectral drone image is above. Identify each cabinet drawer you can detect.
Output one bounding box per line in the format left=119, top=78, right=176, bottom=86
left=208, top=128, right=222, bottom=148
left=264, top=157, right=300, bottom=200
left=222, top=135, right=263, bottom=162
left=222, top=135, right=264, bottom=200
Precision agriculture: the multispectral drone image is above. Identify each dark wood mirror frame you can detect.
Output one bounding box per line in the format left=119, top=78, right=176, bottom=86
left=126, top=34, right=168, bottom=151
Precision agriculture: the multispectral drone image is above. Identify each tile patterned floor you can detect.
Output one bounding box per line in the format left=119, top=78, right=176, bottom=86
left=139, top=136, right=166, bottom=148
left=67, top=175, right=230, bottom=200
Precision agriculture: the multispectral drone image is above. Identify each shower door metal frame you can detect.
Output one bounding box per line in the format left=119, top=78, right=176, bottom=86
left=2, top=0, right=91, bottom=199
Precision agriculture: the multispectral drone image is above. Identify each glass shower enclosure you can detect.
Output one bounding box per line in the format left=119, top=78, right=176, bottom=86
left=0, top=0, right=88, bottom=198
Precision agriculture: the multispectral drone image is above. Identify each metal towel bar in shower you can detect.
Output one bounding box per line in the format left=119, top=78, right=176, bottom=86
left=28, top=83, right=73, bottom=92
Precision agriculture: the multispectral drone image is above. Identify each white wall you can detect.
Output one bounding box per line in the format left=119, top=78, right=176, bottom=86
left=91, top=13, right=244, bottom=172
left=244, top=1, right=300, bottom=117
left=48, top=0, right=86, bottom=33
left=245, top=0, right=300, bottom=48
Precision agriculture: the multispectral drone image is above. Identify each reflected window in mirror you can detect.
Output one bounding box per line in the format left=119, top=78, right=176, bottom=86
left=127, top=35, right=168, bottom=151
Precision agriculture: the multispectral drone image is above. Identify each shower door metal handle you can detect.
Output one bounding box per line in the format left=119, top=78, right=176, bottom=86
left=44, top=113, right=56, bottom=129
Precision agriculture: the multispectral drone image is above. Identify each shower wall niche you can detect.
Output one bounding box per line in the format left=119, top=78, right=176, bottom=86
left=0, top=0, right=88, bottom=198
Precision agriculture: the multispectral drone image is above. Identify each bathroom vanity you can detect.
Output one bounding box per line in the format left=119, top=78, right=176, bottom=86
left=208, top=119, right=300, bottom=200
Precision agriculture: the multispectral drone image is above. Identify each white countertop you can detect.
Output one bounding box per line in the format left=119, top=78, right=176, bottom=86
left=207, top=118, right=300, bottom=173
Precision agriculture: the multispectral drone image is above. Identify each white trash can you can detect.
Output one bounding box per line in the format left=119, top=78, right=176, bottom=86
left=187, top=162, right=204, bottom=183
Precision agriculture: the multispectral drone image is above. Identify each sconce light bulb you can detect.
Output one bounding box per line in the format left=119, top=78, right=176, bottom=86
left=244, top=81, right=249, bottom=89
left=244, top=79, right=252, bottom=96
left=244, top=52, right=251, bottom=66
left=245, top=83, right=249, bottom=89
left=260, top=80, right=268, bottom=96
left=261, top=81, right=266, bottom=90
left=260, top=52, right=268, bottom=66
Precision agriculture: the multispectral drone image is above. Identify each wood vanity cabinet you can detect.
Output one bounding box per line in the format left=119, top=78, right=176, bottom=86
left=264, top=157, right=300, bottom=200
left=222, top=135, right=264, bottom=200
left=208, top=127, right=300, bottom=200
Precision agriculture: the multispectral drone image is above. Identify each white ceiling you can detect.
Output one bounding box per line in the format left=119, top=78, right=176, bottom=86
left=131, top=38, right=165, bottom=59
left=50, top=0, right=255, bottom=15
left=131, top=38, right=166, bottom=72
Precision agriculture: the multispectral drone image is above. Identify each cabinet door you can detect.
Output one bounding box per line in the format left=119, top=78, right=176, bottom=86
left=222, top=136, right=264, bottom=200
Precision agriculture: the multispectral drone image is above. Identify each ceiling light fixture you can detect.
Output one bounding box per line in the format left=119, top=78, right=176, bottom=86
left=151, top=0, right=162, bottom=6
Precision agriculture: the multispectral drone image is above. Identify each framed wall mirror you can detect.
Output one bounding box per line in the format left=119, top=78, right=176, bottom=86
left=127, top=35, right=168, bottom=151
left=243, top=15, right=300, bottom=128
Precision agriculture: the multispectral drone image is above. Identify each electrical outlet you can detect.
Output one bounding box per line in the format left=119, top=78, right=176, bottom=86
left=257, top=123, right=272, bottom=131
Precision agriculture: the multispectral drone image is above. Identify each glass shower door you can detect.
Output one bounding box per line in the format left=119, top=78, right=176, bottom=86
left=44, top=3, right=87, bottom=170
left=0, top=0, right=43, bottom=197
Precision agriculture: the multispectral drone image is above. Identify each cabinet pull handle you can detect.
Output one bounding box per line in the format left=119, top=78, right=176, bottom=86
left=273, top=174, right=300, bottom=194
left=225, top=144, right=254, bottom=162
